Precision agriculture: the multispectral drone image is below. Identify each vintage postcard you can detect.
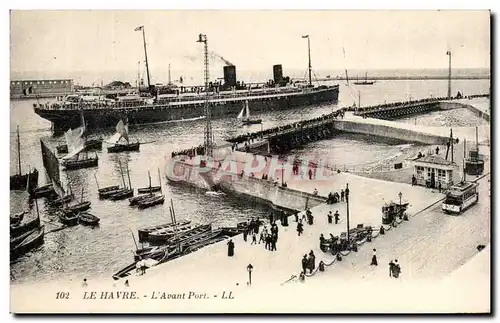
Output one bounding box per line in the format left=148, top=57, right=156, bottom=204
left=9, top=10, right=490, bottom=313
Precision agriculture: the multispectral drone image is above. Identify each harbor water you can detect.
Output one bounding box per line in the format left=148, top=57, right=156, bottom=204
left=9, top=78, right=489, bottom=285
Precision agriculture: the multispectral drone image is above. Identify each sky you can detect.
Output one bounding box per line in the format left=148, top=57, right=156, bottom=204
left=9, top=10, right=491, bottom=85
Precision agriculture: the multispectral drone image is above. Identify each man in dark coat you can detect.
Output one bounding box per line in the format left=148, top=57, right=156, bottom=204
left=297, top=220, right=304, bottom=236
left=294, top=212, right=299, bottom=222
left=389, top=260, right=395, bottom=277
left=340, top=189, right=345, bottom=202
left=243, top=228, right=248, bottom=242
left=227, top=239, right=235, bottom=257
left=392, top=259, right=401, bottom=278
left=308, top=250, right=316, bottom=274
left=265, top=234, right=272, bottom=250
left=334, top=210, right=340, bottom=224
left=271, top=223, right=279, bottom=240
left=301, top=254, right=308, bottom=273
left=327, top=211, right=333, bottom=224
left=255, top=218, right=261, bottom=235
left=271, top=233, right=277, bottom=251
left=308, top=212, right=314, bottom=225
left=269, top=213, right=274, bottom=225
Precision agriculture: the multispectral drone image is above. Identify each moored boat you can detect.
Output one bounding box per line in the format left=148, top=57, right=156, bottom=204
left=110, top=188, right=134, bottom=200
left=107, top=119, right=140, bottom=153
left=10, top=126, right=39, bottom=191
left=58, top=212, right=79, bottom=226
left=129, top=193, right=154, bottom=206
left=63, top=201, right=91, bottom=214
left=137, top=219, right=191, bottom=242
left=57, top=137, right=104, bottom=154
left=78, top=212, right=100, bottom=226
left=137, top=195, right=165, bottom=209
left=99, top=188, right=126, bottom=199
left=30, top=183, right=56, bottom=199
left=10, top=214, right=41, bottom=237
left=10, top=225, right=45, bottom=260
left=137, top=186, right=161, bottom=194
left=107, top=142, right=140, bottom=153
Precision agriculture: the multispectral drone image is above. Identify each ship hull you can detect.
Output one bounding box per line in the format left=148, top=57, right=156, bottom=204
left=35, top=86, right=339, bottom=135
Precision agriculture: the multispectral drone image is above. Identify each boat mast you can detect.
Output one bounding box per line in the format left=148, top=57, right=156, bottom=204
left=118, top=161, right=126, bottom=189
left=148, top=171, right=152, bottom=193
left=446, top=50, right=452, bottom=99
left=158, top=168, right=162, bottom=193
left=16, top=125, right=21, bottom=175
left=302, top=35, right=312, bottom=86
left=126, top=163, right=132, bottom=190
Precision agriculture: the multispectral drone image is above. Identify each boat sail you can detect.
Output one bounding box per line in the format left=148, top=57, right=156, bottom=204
left=238, top=100, right=262, bottom=125
left=107, top=119, right=140, bottom=153
left=60, top=113, right=99, bottom=170
left=10, top=125, right=39, bottom=190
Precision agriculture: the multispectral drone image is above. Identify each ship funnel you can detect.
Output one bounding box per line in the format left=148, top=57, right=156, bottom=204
left=273, top=64, right=283, bottom=84
left=223, top=65, right=237, bottom=87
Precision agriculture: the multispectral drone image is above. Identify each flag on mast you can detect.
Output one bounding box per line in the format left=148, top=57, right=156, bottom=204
left=135, top=26, right=144, bottom=31
left=302, top=35, right=309, bottom=38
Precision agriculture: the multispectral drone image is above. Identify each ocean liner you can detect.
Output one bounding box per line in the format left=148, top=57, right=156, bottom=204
left=33, top=29, right=339, bottom=135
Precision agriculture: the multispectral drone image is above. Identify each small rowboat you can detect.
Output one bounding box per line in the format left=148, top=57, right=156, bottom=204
left=129, top=194, right=154, bottom=206
left=78, top=212, right=100, bottom=226
left=63, top=201, right=91, bottom=214
left=137, top=195, right=165, bottom=209
left=99, top=188, right=126, bottom=199
left=137, top=219, right=191, bottom=242
left=110, top=189, right=134, bottom=200
left=58, top=212, right=79, bottom=226
left=137, top=186, right=161, bottom=194
left=98, top=185, right=120, bottom=194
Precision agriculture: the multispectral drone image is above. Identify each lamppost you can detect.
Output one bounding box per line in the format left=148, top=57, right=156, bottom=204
left=398, top=191, right=402, bottom=206
left=345, top=183, right=350, bottom=247
left=247, top=264, right=254, bottom=286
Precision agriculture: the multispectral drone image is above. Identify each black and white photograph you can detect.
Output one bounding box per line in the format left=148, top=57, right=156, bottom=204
left=8, top=9, right=491, bottom=313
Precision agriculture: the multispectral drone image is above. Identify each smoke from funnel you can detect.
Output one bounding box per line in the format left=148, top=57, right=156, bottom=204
left=210, top=51, right=234, bottom=66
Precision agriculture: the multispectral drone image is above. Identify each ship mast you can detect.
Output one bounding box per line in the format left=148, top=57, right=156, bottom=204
left=136, top=26, right=151, bottom=93
left=16, top=125, right=21, bottom=175
left=302, top=35, right=312, bottom=87
left=446, top=50, right=452, bottom=99
left=197, top=33, right=214, bottom=157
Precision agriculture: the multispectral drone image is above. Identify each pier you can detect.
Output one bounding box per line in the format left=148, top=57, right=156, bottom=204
left=224, top=94, right=489, bottom=154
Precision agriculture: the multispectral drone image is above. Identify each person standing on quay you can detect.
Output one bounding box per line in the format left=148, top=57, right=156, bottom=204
left=243, top=228, right=248, bottom=242
left=227, top=239, right=235, bottom=257
left=334, top=210, right=340, bottom=224
left=340, top=189, right=345, bottom=202
left=371, top=248, right=378, bottom=266
left=251, top=232, right=257, bottom=245
left=297, top=220, right=304, bottom=236
left=271, top=233, right=277, bottom=251
left=301, top=255, right=308, bottom=274
left=308, top=250, right=316, bottom=274
left=327, top=211, right=333, bottom=224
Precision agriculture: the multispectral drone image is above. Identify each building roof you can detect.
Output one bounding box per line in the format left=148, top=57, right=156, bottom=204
left=413, top=155, right=455, bottom=166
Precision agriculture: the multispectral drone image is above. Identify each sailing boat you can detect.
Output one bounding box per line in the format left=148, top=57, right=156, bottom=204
left=353, top=71, right=375, bottom=85
left=137, top=169, right=165, bottom=209
left=60, top=113, right=99, bottom=170
left=61, top=186, right=91, bottom=219
left=107, top=119, right=140, bottom=153
left=10, top=126, right=39, bottom=191
left=137, top=170, right=162, bottom=194
left=237, top=100, right=262, bottom=126
left=109, top=161, right=134, bottom=200
left=11, top=198, right=44, bottom=260
left=129, top=170, right=157, bottom=206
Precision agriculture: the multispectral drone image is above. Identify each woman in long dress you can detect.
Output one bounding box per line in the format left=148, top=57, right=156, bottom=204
left=371, top=248, right=378, bottom=266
